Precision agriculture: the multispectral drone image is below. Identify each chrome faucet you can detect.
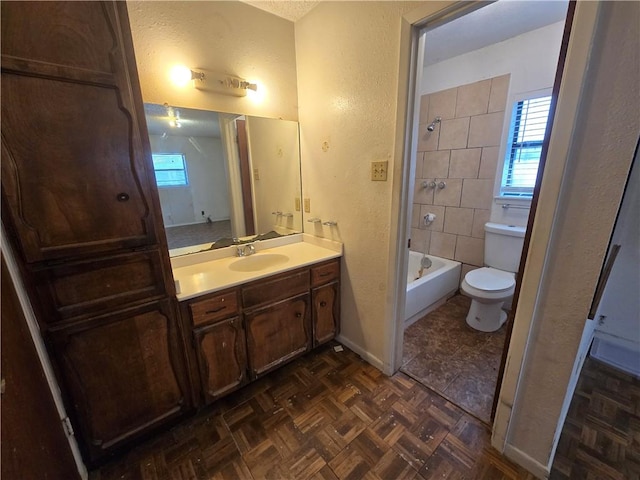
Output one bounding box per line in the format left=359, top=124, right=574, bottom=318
left=236, top=243, right=256, bottom=257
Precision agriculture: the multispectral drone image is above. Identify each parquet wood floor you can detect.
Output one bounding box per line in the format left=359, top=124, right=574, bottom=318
left=91, top=343, right=535, bottom=480
left=550, top=357, right=640, bottom=480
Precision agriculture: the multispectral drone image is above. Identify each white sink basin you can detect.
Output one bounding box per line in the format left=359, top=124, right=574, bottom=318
left=228, top=253, right=290, bottom=272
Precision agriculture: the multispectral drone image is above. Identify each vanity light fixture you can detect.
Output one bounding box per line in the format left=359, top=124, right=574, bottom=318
left=189, top=68, right=258, bottom=97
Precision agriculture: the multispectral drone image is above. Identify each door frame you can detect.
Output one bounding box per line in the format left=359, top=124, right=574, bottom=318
left=387, top=0, right=604, bottom=472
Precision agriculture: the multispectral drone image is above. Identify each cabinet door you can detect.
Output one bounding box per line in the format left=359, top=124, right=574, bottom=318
left=193, top=317, right=247, bottom=403
left=245, top=294, right=311, bottom=379
left=1, top=2, right=159, bottom=262
left=313, top=282, right=340, bottom=346
left=48, top=299, right=189, bottom=464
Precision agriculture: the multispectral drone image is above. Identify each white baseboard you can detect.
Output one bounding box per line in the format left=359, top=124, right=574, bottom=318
left=504, top=444, right=549, bottom=479
left=335, top=334, right=384, bottom=371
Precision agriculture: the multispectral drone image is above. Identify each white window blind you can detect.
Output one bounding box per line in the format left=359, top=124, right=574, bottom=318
left=152, top=153, right=188, bottom=187
left=501, top=95, right=552, bottom=196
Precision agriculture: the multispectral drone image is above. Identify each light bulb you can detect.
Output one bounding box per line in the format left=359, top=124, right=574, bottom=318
left=169, top=65, right=193, bottom=88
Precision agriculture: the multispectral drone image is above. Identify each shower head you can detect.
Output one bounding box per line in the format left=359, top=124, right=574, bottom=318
left=427, top=116, right=442, bottom=132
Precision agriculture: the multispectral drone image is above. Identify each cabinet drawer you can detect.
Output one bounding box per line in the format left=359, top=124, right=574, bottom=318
left=311, top=260, right=340, bottom=287
left=189, top=291, right=239, bottom=327
left=35, top=250, right=168, bottom=323
left=242, top=270, right=309, bottom=310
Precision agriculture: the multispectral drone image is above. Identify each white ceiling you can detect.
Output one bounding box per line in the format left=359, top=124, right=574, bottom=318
left=425, top=0, right=569, bottom=65
left=240, top=0, right=319, bottom=22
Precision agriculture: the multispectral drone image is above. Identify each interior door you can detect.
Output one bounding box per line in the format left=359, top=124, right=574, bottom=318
left=1, top=257, right=80, bottom=480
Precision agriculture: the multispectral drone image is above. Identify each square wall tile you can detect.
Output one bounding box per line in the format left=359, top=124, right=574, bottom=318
left=411, top=228, right=431, bottom=254
left=419, top=95, right=430, bottom=124
left=433, top=178, right=462, bottom=207
left=417, top=122, right=440, bottom=152
left=489, top=74, right=510, bottom=113
left=423, top=150, right=450, bottom=179
left=414, top=151, right=425, bottom=179
left=479, top=146, right=500, bottom=179
left=413, top=180, right=434, bottom=205
left=420, top=204, right=445, bottom=232
left=471, top=209, right=491, bottom=238
left=461, top=179, right=494, bottom=210
left=411, top=203, right=421, bottom=229
left=428, top=87, right=457, bottom=121
left=443, top=207, right=474, bottom=236
left=438, top=117, right=470, bottom=150
left=449, top=148, right=481, bottom=179
left=455, top=79, right=491, bottom=118
left=468, top=112, right=504, bottom=148
left=455, top=236, right=484, bottom=267
left=429, top=232, right=457, bottom=259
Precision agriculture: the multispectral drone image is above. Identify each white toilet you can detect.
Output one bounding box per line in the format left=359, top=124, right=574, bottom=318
left=461, top=222, right=526, bottom=332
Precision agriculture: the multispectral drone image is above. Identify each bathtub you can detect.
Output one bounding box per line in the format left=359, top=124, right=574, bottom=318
left=405, top=251, right=461, bottom=326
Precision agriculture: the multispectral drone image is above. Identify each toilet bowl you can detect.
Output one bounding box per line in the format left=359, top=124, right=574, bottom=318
left=461, top=267, right=515, bottom=332
left=460, top=222, right=525, bottom=332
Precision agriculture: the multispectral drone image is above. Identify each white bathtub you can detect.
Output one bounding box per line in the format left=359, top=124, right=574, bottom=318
left=405, top=251, right=461, bottom=326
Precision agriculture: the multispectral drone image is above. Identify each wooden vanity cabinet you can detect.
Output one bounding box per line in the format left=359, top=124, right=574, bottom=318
left=1, top=1, right=190, bottom=466
left=241, top=269, right=312, bottom=379
left=181, top=290, right=248, bottom=404
left=181, top=260, right=340, bottom=406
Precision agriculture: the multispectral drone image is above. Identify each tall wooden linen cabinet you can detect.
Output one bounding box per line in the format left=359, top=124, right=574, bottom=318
left=1, top=2, right=191, bottom=466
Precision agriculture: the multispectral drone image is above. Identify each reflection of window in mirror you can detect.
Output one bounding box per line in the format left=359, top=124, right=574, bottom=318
left=143, top=102, right=303, bottom=256
left=152, top=153, right=189, bottom=187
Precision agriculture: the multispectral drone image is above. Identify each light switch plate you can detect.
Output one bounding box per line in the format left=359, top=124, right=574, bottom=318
left=295, top=197, right=301, bottom=212
left=371, top=161, right=388, bottom=181
left=304, top=198, right=311, bottom=213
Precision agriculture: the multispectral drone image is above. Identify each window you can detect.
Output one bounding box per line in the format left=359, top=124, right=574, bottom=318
left=501, top=95, right=552, bottom=197
left=152, top=153, right=188, bottom=187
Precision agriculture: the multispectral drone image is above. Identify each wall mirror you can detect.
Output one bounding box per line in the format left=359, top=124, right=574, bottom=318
left=144, top=103, right=303, bottom=256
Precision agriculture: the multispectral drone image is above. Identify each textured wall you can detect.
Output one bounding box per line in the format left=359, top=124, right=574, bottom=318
left=412, top=75, right=509, bottom=279
left=508, top=1, right=640, bottom=465
left=294, top=1, right=418, bottom=365
left=127, top=1, right=299, bottom=120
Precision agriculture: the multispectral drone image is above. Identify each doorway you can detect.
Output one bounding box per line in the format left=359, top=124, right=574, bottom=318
left=397, top=0, right=570, bottom=424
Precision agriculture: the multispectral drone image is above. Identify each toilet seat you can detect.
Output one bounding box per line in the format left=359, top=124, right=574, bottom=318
left=465, top=267, right=515, bottom=293
left=460, top=267, right=515, bottom=304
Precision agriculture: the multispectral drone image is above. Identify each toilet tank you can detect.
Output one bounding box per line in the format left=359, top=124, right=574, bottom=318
left=484, top=223, right=526, bottom=272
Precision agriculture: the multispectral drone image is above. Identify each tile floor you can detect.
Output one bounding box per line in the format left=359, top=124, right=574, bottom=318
left=401, top=295, right=506, bottom=423
left=90, top=343, right=534, bottom=479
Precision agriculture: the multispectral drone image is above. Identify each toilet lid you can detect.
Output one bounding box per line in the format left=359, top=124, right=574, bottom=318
left=466, top=268, right=515, bottom=292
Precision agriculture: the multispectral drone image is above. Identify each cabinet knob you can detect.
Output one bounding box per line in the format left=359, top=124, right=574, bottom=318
left=295, top=312, right=302, bottom=318
left=320, top=301, right=327, bottom=307
left=116, top=192, right=130, bottom=202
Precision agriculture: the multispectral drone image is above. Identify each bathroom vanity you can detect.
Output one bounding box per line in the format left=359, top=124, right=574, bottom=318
left=174, top=236, right=342, bottom=406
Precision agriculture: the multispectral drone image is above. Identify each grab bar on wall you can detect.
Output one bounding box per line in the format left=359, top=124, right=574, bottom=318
left=500, top=204, right=530, bottom=210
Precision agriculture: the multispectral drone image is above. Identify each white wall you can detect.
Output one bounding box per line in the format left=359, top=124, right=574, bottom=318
left=127, top=1, right=298, bottom=121
left=246, top=117, right=302, bottom=235
left=295, top=1, right=420, bottom=368
left=422, top=21, right=565, bottom=228
left=591, top=148, right=640, bottom=372
left=149, top=134, right=229, bottom=226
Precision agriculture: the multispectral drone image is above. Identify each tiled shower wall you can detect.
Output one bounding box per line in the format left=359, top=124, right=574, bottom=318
left=411, top=74, right=510, bottom=277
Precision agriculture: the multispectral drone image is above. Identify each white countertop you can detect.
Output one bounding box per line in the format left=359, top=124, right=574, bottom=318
left=172, top=234, right=342, bottom=301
